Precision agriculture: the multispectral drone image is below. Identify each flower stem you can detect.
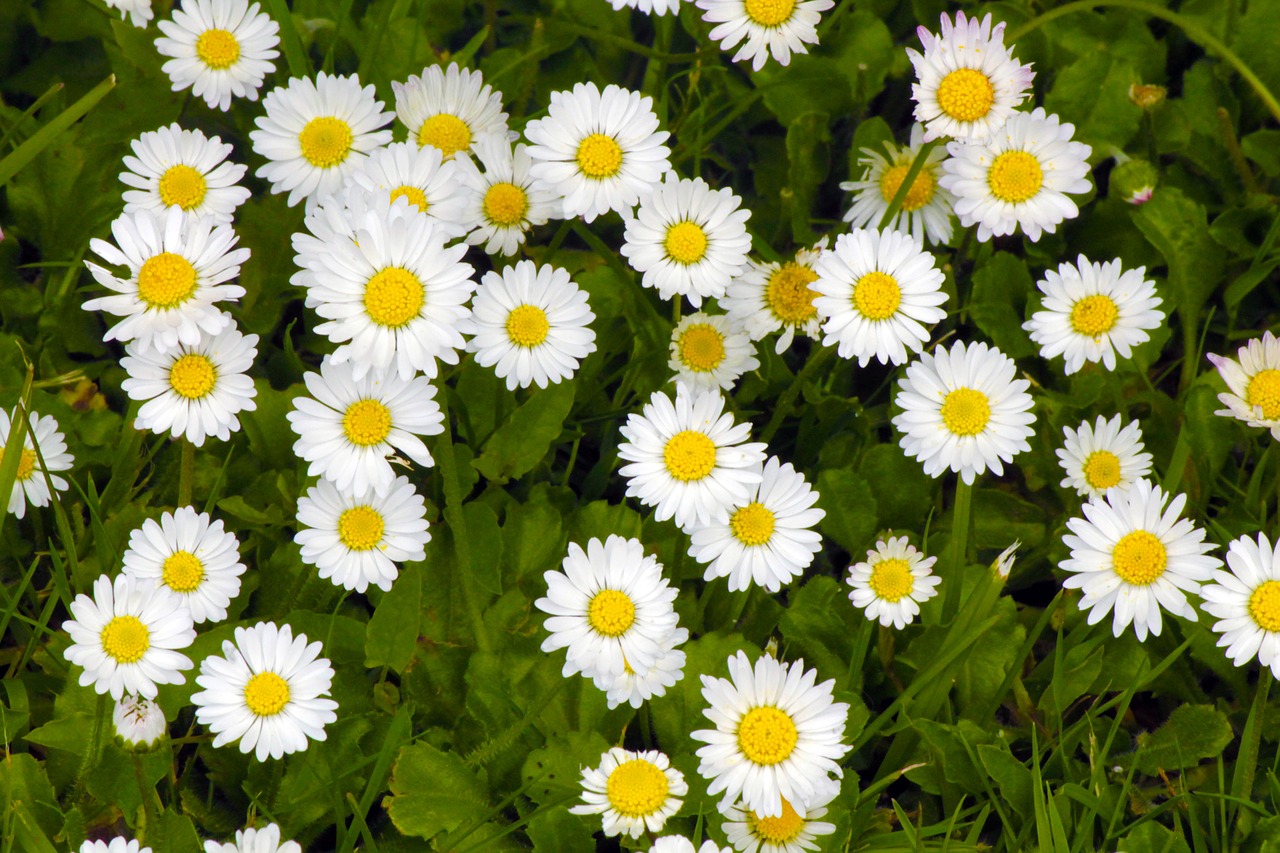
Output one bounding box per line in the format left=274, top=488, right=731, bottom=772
left=942, top=478, right=973, bottom=624
left=177, top=437, right=195, bottom=508
left=759, top=346, right=836, bottom=444
left=876, top=139, right=939, bottom=231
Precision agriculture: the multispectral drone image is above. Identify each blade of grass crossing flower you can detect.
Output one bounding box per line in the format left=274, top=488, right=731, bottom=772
left=877, top=139, right=938, bottom=231
left=0, top=359, right=33, bottom=540
left=0, top=75, right=115, bottom=189
left=262, top=0, right=310, bottom=77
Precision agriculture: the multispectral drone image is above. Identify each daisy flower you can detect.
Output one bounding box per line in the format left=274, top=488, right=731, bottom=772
left=192, top=621, right=339, bottom=761
left=569, top=747, right=688, bottom=838
left=653, top=839, right=734, bottom=853
left=694, top=0, right=835, bottom=72
left=1056, top=415, right=1153, bottom=499
left=82, top=207, right=248, bottom=354
left=845, top=536, right=941, bottom=628
left=892, top=340, right=1036, bottom=484
left=812, top=228, right=947, bottom=367
left=719, top=241, right=825, bottom=354
left=1208, top=331, right=1280, bottom=440
left=121, top=507, right=247, bottom=624
left=1023, top=255, right=1164, bottom=374
left=722, top=778, right=839, bottom=853
left=113, top=695, right=167, bottom=748
left=1201, top=534, right=1280, bottom=677
left=0, top=410, right=73, bottom=519
left=692, top=651, right=850, bottom=818
left=454, top=136, right=559, bottom=256
left=392, top=62, right=510, bottom=160
left=668, top=312, right=759, bottom=393
left=63, top=574, right=196, bottom=700
left=524, top=82, right=671, bottom=222
left=346, top=141, right=469, bottom=241
left=120, top=124, right=250, bottom=224
left=204, top=824, right=302, bottom=853
left=841, top=124, right=955, bottom=246
left=104, top=0, right=153, bottom=28
left=617, top=383, right=768, bottom=531
left=463, top=261, right=597, bottom=391
left=155, top=0, right=280, bottom=112
left=1061, top=478, right=1221, bottom=641
left=120, top=324, right=259, bottom=446
left=81, top=840, right=151, bottom=853
left=286, top=358, right=443, bottom=496
left=592, top=627, right=688, bottom=709
left=939, top=108, right=1093, bottom=242
left=609, top=0, right=684, bottom=12
left=249, top=72, right=394, bottom=209
left=621, top=173, right=752, bottom=308
left=688, top=456, right=825, bottom=593
left=907, top=10, right=1035, bottom=143
left=295, top=476, right=430, bottom=594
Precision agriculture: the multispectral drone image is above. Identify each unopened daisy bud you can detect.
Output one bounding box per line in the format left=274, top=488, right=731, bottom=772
left=993, top=541, right=1021, bottom=580
left=1111, top=158, right=1159, bottom=206
left=1128, top=83, right=1167, bottom=110
left=113, top=695, right=167, bottom=749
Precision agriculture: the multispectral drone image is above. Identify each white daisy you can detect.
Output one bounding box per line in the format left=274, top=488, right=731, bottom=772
left=939, top=107, right=1093, bottom=243
left=155, top=0, right=280, bottom=112
left=719, top=240, right=825, bottom=354
left=668, top=312, right=759, bottom=393
left=120, top=124, right=251, bottom=224
left=608, top=0, right=684, bottom=12
left=688, top=456, right=825, bottom=593
left=120, top=323, right=259, bottom=447
left=617, top=383, right=768, bottom=531
left=653, top=839, right=734, bottom=853
left=892, top=339, right=1036, bottom=484
left=113, top=695, right=167, bottom=748
left=845, top=535, right=941, bottom=629
left=621, top=173, right=752, bottom=308
left=120, top=506, right=247, bottom=624
left=81, top=840, right=151, bottom=853
left=63, top=574, right=196, bottom=700
left=524, top=82, right=671, bottom=223
left=1208, top=331, right=1280, bottom=440
left=1201, top=534, right=1280, bottom=677
left=1023, top=255, right=1164, bottom=374
left=695, top=0, right=836, bottom=72
left=569, top=747, right=688, bottom=838
left=345, top=141, right=470, bottom=241
left=1056, top=415, right=1154, bottom=499
left=591, top=627, right=688, bottom=709
left=204, top=824, right=302, bottom=853
left=0, top=410, right=73, bottom=520
left=294, top=476, right=430, bottom=594
left=691, top=651, right=850, bottom=818
left=286, top=358, right=443, bottom=496
left=454, top=136, right=559, bottom=256
left=841, top=124, right=955, bottom=246
left=1061, top=478, right=1222, bottom=641
left=192, top=621, right=339, bottom=761
left=392, top=62, right=510, bottom=160
left=104, top=0, right=153, bottom=28
left=249, top=72, right=394, bottom=209
left=82, top=207, right=248, bottom=354
left=812, top=228, right=947, bottom=366
left=463, top=261, right=597, bottom=391
left=723, top=779, right=839, bottom=853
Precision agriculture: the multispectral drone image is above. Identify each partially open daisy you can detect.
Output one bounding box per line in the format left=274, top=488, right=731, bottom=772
left=722, top=778, right=839, bottom=853
left=120, top=124, right=250, bottom=224
left=1201, top=534, right=1280, bottom=677
left=618, top=383, right=768, bottom=531
left=812, top=228, right=947, bottom=367
left=695, top=0, right=836, bottom=72
left=569, top=747, right=688, bottom=838
left=63, top=574, right=196, bottom=700
left=0, top=410, right=73, bottom=520
left=204, top=824, right=302, bottom=853
left=692, top=651, right=850, bottom=819
left=668, top=312, right=759, bottom=393
left=1208, top=331, right=1280, bottom=440
left=105, top=0, right=153, bottom=28
left=121, top=324, right=259, bottom=446
left=719, top=241, right=825, bottom=354
left=192, top=621, right=339, bottom=761
left=908, top=11, right=1034, bottom=143
left=1061, top=479, right=1221, bottom=641
left=121, top=506, right=247, bottom=624
left=454, top=136, right=559, bottom=256
left=155, top=0, right=280, bottom=112
left=1024, top=255, right=1164, bottom=374
left=592, top=626, right=688, bottom=709
left=845, top=535, right=941, bottom=629
left=113, top=695, right=167, bottom=749
left=345, top=141, right=469, bottom=241
left=841, top=124, right=955, bottom=246
left=940, top=108, right=1093, bottom=242
left=1056, top=415, right=1154, bottom=499
left=392, top=62, right=510, bottom=160
left=525, top=82, right=671, bottom=222
left=892, top=340, right=1036, bottom=484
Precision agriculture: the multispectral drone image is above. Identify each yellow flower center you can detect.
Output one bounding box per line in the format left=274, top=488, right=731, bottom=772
left=389, top=185, right=429, bottom=213
left=168, top=354, right=217, bottom=400
left=988, top=151, right=1044, bottom=204
left=1111, top=530, right=1167, bottom=585
left=730, top=502, right=776, bottom=546
left=868, top=557, right=914, bottom=602
left=765, top=263, right=819, bottom=324
left=100, top=615, right=150, bottom=664
left=749, top=799, right=806, bottom=844
left=853, top=270, right=902, bottom=321
left=243, top=672, right=291, bottom=716
left=663, top=430, right=717, bottom=482
left=137, top=252, right=197, bottom=309
left=195, top=28, right=240, bottom=69
left=605, top=759, right=669, bottom=818
left=416, top=113, right=472, bottom=158
left=936, top=68, right=996, bottom=123
left=483, top=182, right=529, bottom=226
left=664, top=221, right=709, bottom=265
left=1249, top=581, right=1280, bottom=632
left=737, top=705, right=798, bottom=766
left=505, top=304, right=550, bottom=347
left=1082, top=450, right=1122, bottom=491
left=1070, top=295, right=1119, bottom=338
left=1, top=445, right=36, bottom=481
left=878, top=163, right=936, bottom=211
left=1247, top=369, right=1280, bottom=420
left=364, top=266, right=425, bottom=327
left=940, top=387, right=990, bottom=437
left=677, top=323, right=726, bottom=372
left=587, top=589, right=636, bottom=637
left=162, top=551, right=205, bottom=593
left=298, top=117, right=354, bottom=169
left=158, top=164, right=208, bottom=210
left=576, top=133, right=623, bottom=179
left=342, top=399, right=392, bottom=447
left=743, top=0, right=796, bottom=26
left=337, top=505, right=385, bottom=551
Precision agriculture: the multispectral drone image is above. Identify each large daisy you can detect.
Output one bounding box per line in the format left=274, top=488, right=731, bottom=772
left=454, top=136, right=560, bottom=256
left=1056, top=414, right=1153, bottom=499
left=121, top=506, right=248, bottom=624
left=569, top=747, right=687, bottom=838
left=1208, top=330, right=1280, bottom=440
left=155, top=0, right=280, bottom=112
left=0, top=410, right=74, bottom=519
left=392, top=62, right=510, bottom=160
left=1201, top=533, right=1280, bottom=677
left=120, top=123, right=250, bottom=223
left=668, top=312, right=759, bottom=393
left=695, top=0, right=835, bottom=72
left=845, top=535, right=941, bottom=629
left=841, top=124, right=955, bottom=246
left=719, top=241, right=825, bottom=354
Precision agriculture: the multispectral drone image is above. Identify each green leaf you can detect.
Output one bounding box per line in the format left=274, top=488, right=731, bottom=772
left=969, top=252, right=1036, bottom=360
left=815, top=469, right=877, bottom=556
left=757, top=56, right=852, bottom=128
left=1132, top=704, right=1234, bottom=774
left=455, top=500, right=505, bottom=596
left=1044, top=51, right=1142, bottom=153
left=502, top=493, right=567, bottom=585
left=521, top=730, right=610, bottom=807
left=1131, top=187, right=1226, bottom=321
left=785, top=112, right=831, bottom=244
left=385, top=741, right=491, bottom=841
left=971, top=488, right=1046, bottom=550
left=473, top=382, right=575, bottom=483
left=977, top=743, right=1033, bottom=819
left=1242, top=129, right=1280, bottom=176
left=1119, top=820, right=1192, bottom=853
left=364, top=561, right=423, bottom=673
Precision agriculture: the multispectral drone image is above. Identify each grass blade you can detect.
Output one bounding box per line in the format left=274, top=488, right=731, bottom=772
left=0, top=75, right=115, bottom=189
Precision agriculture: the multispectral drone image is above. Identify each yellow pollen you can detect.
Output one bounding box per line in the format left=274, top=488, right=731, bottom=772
left=1111, top=530, right=1167, bottom=585
left=298, top=117, right=354, bottom=169
left=765, top=263, right=819, bottom=324
left=342, top=399, right=392, bottom=447
left=158, top=164, right=208, bottom=210
left=677, top=323, right=726, bottom=372
left=663, top=430, right=717, bottom=482
left=853, top=270, right=902, bottom=321
left=483, top=182, right=529, bottom=226
left=169, top=354, right=217, bottom=400
left=664, top=221, right=708, bottom=265
left=389, top=185, right=429, bottom=213
left=243, top=671, right=291, bottom=716
left=879, top=163, right=937, bottom=211
left=1249, top=581, right=1280, bottom=632
left=162, top=551, right=205, bottom=593
left=576, top=133, right=623, bottom=179
left=743, top=0, right=796, bottom=26
left=1247, top=370, right=1280, bottom=420
left=137, top=252, right=197, bottom=309
left=737, top=706, right=798, bottom=766
left=605, top=759, right=669, bottom=818
left=1, top=445, right=36, bottom=482
left=868, top=557, right=914, bottom=602
left=416, top=113, right=472, bottom=158
left=936, top=68, right=996, bottom=123
left=506, top=304, right=550, bottom=347
left=1082, top=450, right=1122, bottom=491
left=730, top=502, right=776, bottom=546
left=364, top=266, right=425, bottom=327
left=101, top=616, right=150, bottom=664
left=1070, top=295, right=1119, bottom=338
left=195, top=27, right=241, bottom=69
left=337, top=505, right=385, bottom=551
left=988, top=150, right=1044, bottom=204
left=941, top=387, right=991, bottom=437
left=587, top=589, right=636, bottom=637
left=749, top=799, right=806, bottom=844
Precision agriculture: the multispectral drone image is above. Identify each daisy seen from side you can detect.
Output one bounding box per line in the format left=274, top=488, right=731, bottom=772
left=155, top=0, right=280, bottom=112
left=1208, top=331, right=1280, bottom=440
left=722, top=778, right=839, bottom=853
left=841, top=124, right=955, bottom=246
left=0, top=410, right=73, bottom=519
left=121, top=506, right=247, bottom=624
left=1056, top=414, right=1153, bottom=499
left=454, top=136, right=559, bottom=256
left=719, top=241, right=825, bottom=354
left=346, top=141, right=469, bottom=241
left=694, top=0, right=836, bottom=72
left=1201, top=533, right=1280, bottom=677
left=392, top=62, right=510, bottom=160
left=113, top=695, right=168, bottom=749
left=668, top=312, right=759, bottom=393
left=120, top=124, right=250, bottom=224
left=81, top=841, right=151, bottom=853
left=569, top=747, right=688, bottom=838
left=845, top=535, right=941, bottom=629
left=204, top=824, right=302, bottom=853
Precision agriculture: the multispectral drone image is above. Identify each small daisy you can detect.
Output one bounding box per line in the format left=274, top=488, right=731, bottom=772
left=121, top=507, right=247, bottom=624
left=1208, top=331, right=1280, bottom=440
left=286, top=358, right=443, bottom=496
left=1061, top=478, right=1222, bottom=641
left=463, top=261, right=597, bottom=391
left=295, top=476, right=430, bottom=594
left=592, top=627, right=688, bottom=709
left=719, top=241, right=825, bottom=354
left=250, top=72, right=394, bottom=209
left=524, top=82, right=671, bottom=223
left=1201, top=533, right=1280, bottom=677
left=621, top=173, right=752, bottom=308
left=63, top=574, right=196, bottom=700
left=535, top=535, right=680, bottom=681
left=617, top=383, right=768, bottom=531
left=669, top=313, right=759, bottom=393
left=653, top=839, right=734, bottom=853
left=83, top=207, right=248, bottom=354
left=105, top=0, right=153, bottom=28
left=155, top=0, right=280, bottom=112
left=120, top=124, right=251, bottom=223
left=939, top=108, right=1093, bottom=243
left=454, top=136, right=559, bottom=256
left=192, top=621, right=339, bottom=761
left=845, top=536, right=941, bottom=629
left=695, top=0, right=835, bottom=72
left=688, top=456, right=825, bottom=593
left=569, top=747, right=688, bottom=838
left=204, top=824, right=302, bottom=853
left=113, top=695, right=167, bottom=748
left=346, top=141, right=470, bottom=241
left=0, top=410, right=73, bottom=519
left=81, top=840, right=152, bottom=853
left=120, top=324, right=259, bottom=447
left=841, top=124, right=955, bottom=246
left=812, top=228, right=947, bottom=367
left=392, top=62, right=510, bottom=160
left=692, top=651, right=850, bottom=818
left=1056, top=415, right=1154, bottom=499
left=609, top=0, right=684, bottom=12
left=892, top=340, right=1036, bottom=484
left=723, top=779, right=839, bottom=853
